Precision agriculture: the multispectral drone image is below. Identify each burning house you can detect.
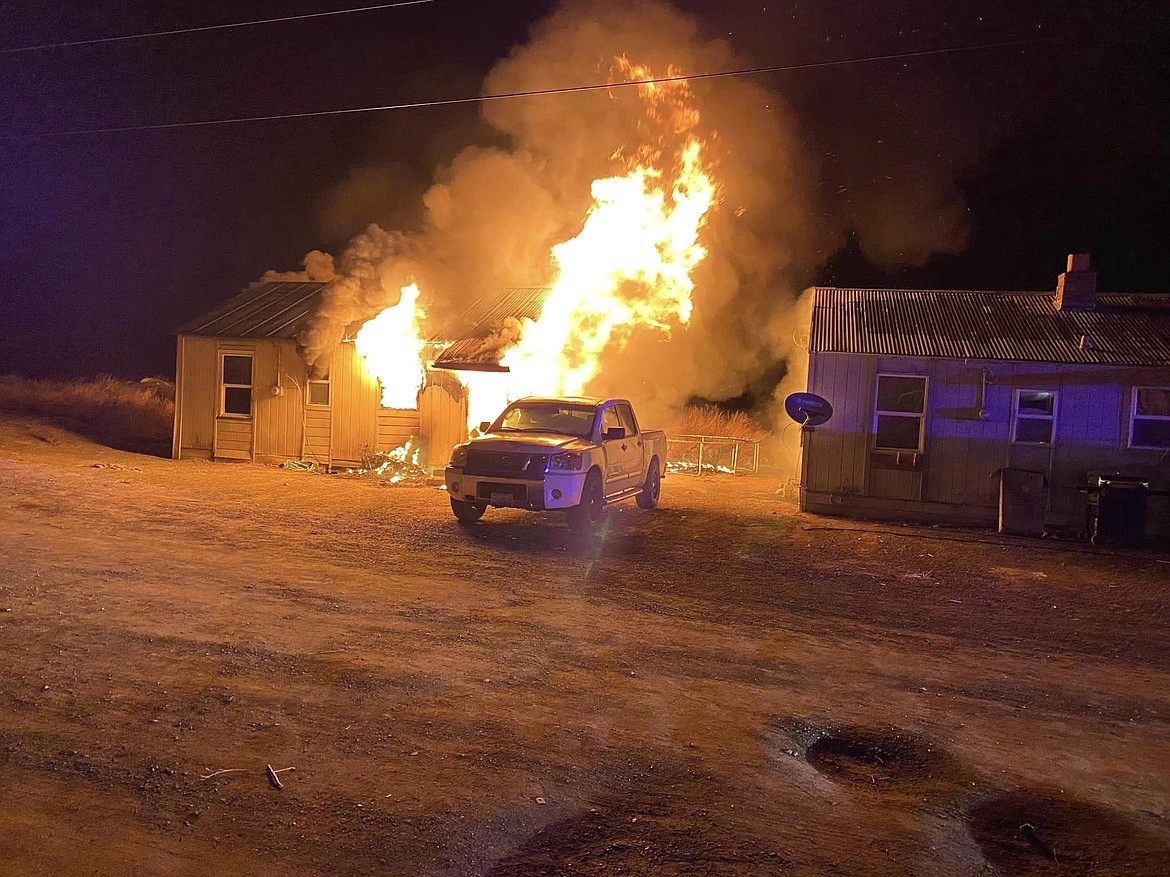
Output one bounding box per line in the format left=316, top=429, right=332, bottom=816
left=172, top=54, right=726, bottom=473
left=798, top=255, right=1170, bottom=545
left=170, top=281, right=553, bottom=470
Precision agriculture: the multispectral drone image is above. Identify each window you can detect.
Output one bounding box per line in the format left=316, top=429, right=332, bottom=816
left=1131, top=387, right=1170, bottom=448
left=494, top=401, right=596, bottom=437
left=307, top=375, right=330, bottom=406
left=616, top=403, right=639, bottom=435
left=221, top=353, right=253, bottom=417
left=600, top=406, right=623, bottom=437
left=873, top=374, right=926, bottom=451
left=1012, top=390, right=1057, bottom=445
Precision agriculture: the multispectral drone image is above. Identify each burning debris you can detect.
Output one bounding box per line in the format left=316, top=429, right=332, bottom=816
left=342, top=441, right=429, bottom=486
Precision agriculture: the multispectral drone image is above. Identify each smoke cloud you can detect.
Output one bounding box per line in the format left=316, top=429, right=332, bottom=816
left=288, top=0, right=974, bottom=424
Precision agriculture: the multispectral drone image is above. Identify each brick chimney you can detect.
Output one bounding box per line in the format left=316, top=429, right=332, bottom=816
left=1055, top=253, right=1097, bottom=310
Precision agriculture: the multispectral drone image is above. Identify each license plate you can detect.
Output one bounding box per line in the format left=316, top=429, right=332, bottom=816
left=490, top=492, right=513, bottom=504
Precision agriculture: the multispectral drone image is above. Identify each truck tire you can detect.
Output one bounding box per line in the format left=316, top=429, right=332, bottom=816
left=566, top=470, right=605, bottom=532
left=636, top=459, right=661, bottom=509
left=450, top=497, right=486, bottom=525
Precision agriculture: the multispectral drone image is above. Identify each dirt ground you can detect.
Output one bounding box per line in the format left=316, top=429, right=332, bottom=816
left=1, top=416, right=1168, bottom=877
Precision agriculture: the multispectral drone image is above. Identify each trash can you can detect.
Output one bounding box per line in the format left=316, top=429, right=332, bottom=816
left=1087, top=476, right=1149, bottom=547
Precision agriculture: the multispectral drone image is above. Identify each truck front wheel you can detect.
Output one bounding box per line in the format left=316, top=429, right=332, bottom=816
left=567, top=471, right=604, bottom=532
left=450, top=497, right=486, bottom=525
left=636, top=460, right=661, bottom=509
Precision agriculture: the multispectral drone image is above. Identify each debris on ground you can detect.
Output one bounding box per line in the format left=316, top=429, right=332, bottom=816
left=266, top=764, right=296, bottom=790
left=342, top=441, right=429, bottom=486
left=281, top=459, right=319, bottom=472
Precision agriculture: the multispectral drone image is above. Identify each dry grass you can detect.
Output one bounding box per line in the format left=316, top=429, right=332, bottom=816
left=667, top=406, right=767, bottom=440
left=0, top=375, right=174, bottom=454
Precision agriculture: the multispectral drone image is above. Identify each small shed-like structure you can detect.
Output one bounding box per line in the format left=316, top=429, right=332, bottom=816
left=800, top=256, right=1170, bottom=543
left=172, top=282, right=547, bottom=469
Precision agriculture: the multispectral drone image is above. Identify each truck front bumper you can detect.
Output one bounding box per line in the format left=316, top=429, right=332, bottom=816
left=445, top=468, right=586, bottom=511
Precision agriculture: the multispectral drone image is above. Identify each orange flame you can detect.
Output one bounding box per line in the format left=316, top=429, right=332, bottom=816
left=461, top=60, right=716, bottom=426
left=354, top=60, right=717, bottom=431
left=353, top=282, right=427, bottom=409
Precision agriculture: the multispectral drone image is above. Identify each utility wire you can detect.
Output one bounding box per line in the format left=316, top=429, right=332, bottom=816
left=6, top=37, right=1051, bottom=139
left=1, top=0, right=440, bottom=54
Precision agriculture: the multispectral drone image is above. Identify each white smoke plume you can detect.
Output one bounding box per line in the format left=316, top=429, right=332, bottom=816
left=257, top=249, right=336, bottom=284
left=297, top=225, right=413, bottom=376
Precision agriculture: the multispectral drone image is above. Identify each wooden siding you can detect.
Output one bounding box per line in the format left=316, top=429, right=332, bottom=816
left=303, top=407, right=332, bottom=466
left=176, top=335, right=218, bottom=456
left=418, top=383, right=467, bottom=468
left=378, top=409, right=420, bottom=451
left=214, top=417, right=252, bottom=460
left=253, top=340, right=307, bottom=461
left=801, top=352, right=870, bottom=501
left=803, top=351, right=1170, bottom=537
left=330, top=344, right=380, bottom=466
left=919, top=360, right=1008, bottom=509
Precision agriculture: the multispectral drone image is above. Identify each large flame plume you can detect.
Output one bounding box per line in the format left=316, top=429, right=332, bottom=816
left=358, top=58, right=718, bottom=428
left=353, top=282, right=427, bottom=408
left=283, top=0, right=976, bottom=448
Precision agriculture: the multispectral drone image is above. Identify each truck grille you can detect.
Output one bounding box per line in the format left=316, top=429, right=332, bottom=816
left=465, top=450, right=548, bottom=479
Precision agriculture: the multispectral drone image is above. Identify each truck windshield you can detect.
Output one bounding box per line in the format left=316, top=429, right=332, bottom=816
left=494, top=403, right=596, bottom=437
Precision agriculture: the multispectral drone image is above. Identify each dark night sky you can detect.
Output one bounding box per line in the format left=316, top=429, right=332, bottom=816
left=1, top=0, right=1167, bottom=381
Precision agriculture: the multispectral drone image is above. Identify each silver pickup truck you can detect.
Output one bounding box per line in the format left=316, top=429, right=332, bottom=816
left=445, top=396, right=667, bottom=531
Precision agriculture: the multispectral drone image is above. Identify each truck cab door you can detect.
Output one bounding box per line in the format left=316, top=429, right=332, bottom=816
left=615, top=403, right=644, bottom=491
left=599, top=403, right=643, bottom=493
left=599, top=404, right=630, bottom=493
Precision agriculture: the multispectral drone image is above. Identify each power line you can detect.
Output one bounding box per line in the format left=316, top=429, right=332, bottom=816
left=1, top=0, right=441, bottom=54
left=6, top=37, right=1051, bottom=139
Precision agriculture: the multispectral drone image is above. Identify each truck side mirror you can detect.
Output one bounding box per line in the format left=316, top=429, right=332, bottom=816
left=479, top=421, right=491, bottom=433
left=604, top=426, right=626, bottom=441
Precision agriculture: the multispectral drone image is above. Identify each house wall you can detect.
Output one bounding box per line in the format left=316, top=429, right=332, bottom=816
left=378, top=409, right=420, bottom=451
left=252, top=340, right=309, bottom=464
left=801, top=352, right=1170, bottom=542
left=174, top=335, right=218, bottom=459
left=329, top=343, right=380, bottom=467
left=303, top=407, right=332, bottom=467
left=174, top=335, right=261, bottom=461
left=419, top=382, right=468, bottom=471
left=174, top=335, right=463, bottom=470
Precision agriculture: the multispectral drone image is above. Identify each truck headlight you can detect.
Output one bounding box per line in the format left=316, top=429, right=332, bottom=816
left=546, top=451, right=583, bottom=472
left=450, top=444, right=469, bottom=467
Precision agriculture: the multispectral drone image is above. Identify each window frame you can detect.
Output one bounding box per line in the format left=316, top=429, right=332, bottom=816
left=1011, top=388, right=1058, bottom=446
left=307, top=374, right=331, bottom=408
left=600, top=404, right=623, bottom=437
left=872, top=373, right=927, bottom=452
left=616, top=402, right=639, bottom=436
left=219, top=351, right=254, bottom=418
left=1129, top=386, right=1170, bottom=449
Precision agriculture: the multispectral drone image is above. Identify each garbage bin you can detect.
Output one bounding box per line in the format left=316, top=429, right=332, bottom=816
left=1086, top=475, right=1149, bottom=547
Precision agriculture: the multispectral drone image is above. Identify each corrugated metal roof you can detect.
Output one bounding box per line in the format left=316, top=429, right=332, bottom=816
left=810, top=288, right=1170, bottom=365
left=432, top=337, right=510, bottom=371
left=437, top=287, right=551, bottom=338
left=432, top=287, right=552, bottom=370
left=177, top=281, right=328, bottom=339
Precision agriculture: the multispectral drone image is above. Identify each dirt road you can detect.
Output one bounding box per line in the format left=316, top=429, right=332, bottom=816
left=1, top=417, right=1167, bottom=876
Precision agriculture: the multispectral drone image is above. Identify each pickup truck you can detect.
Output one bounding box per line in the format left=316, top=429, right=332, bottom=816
left=445, top=396, right=667, bottom=531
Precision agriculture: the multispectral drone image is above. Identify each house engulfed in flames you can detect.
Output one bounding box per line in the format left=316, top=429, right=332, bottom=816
left=173, top=58, right=720, bottom=472
left=173, top=62, right=719, bottom=472
left=171, top=283, right=551, bottom=470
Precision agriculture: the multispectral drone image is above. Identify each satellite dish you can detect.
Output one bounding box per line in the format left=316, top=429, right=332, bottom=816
left=785, top=392, right=833, bottom=427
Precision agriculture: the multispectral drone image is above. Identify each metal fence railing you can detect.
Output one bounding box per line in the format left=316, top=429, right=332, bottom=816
left=665, top=434, right=761, bottom=476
